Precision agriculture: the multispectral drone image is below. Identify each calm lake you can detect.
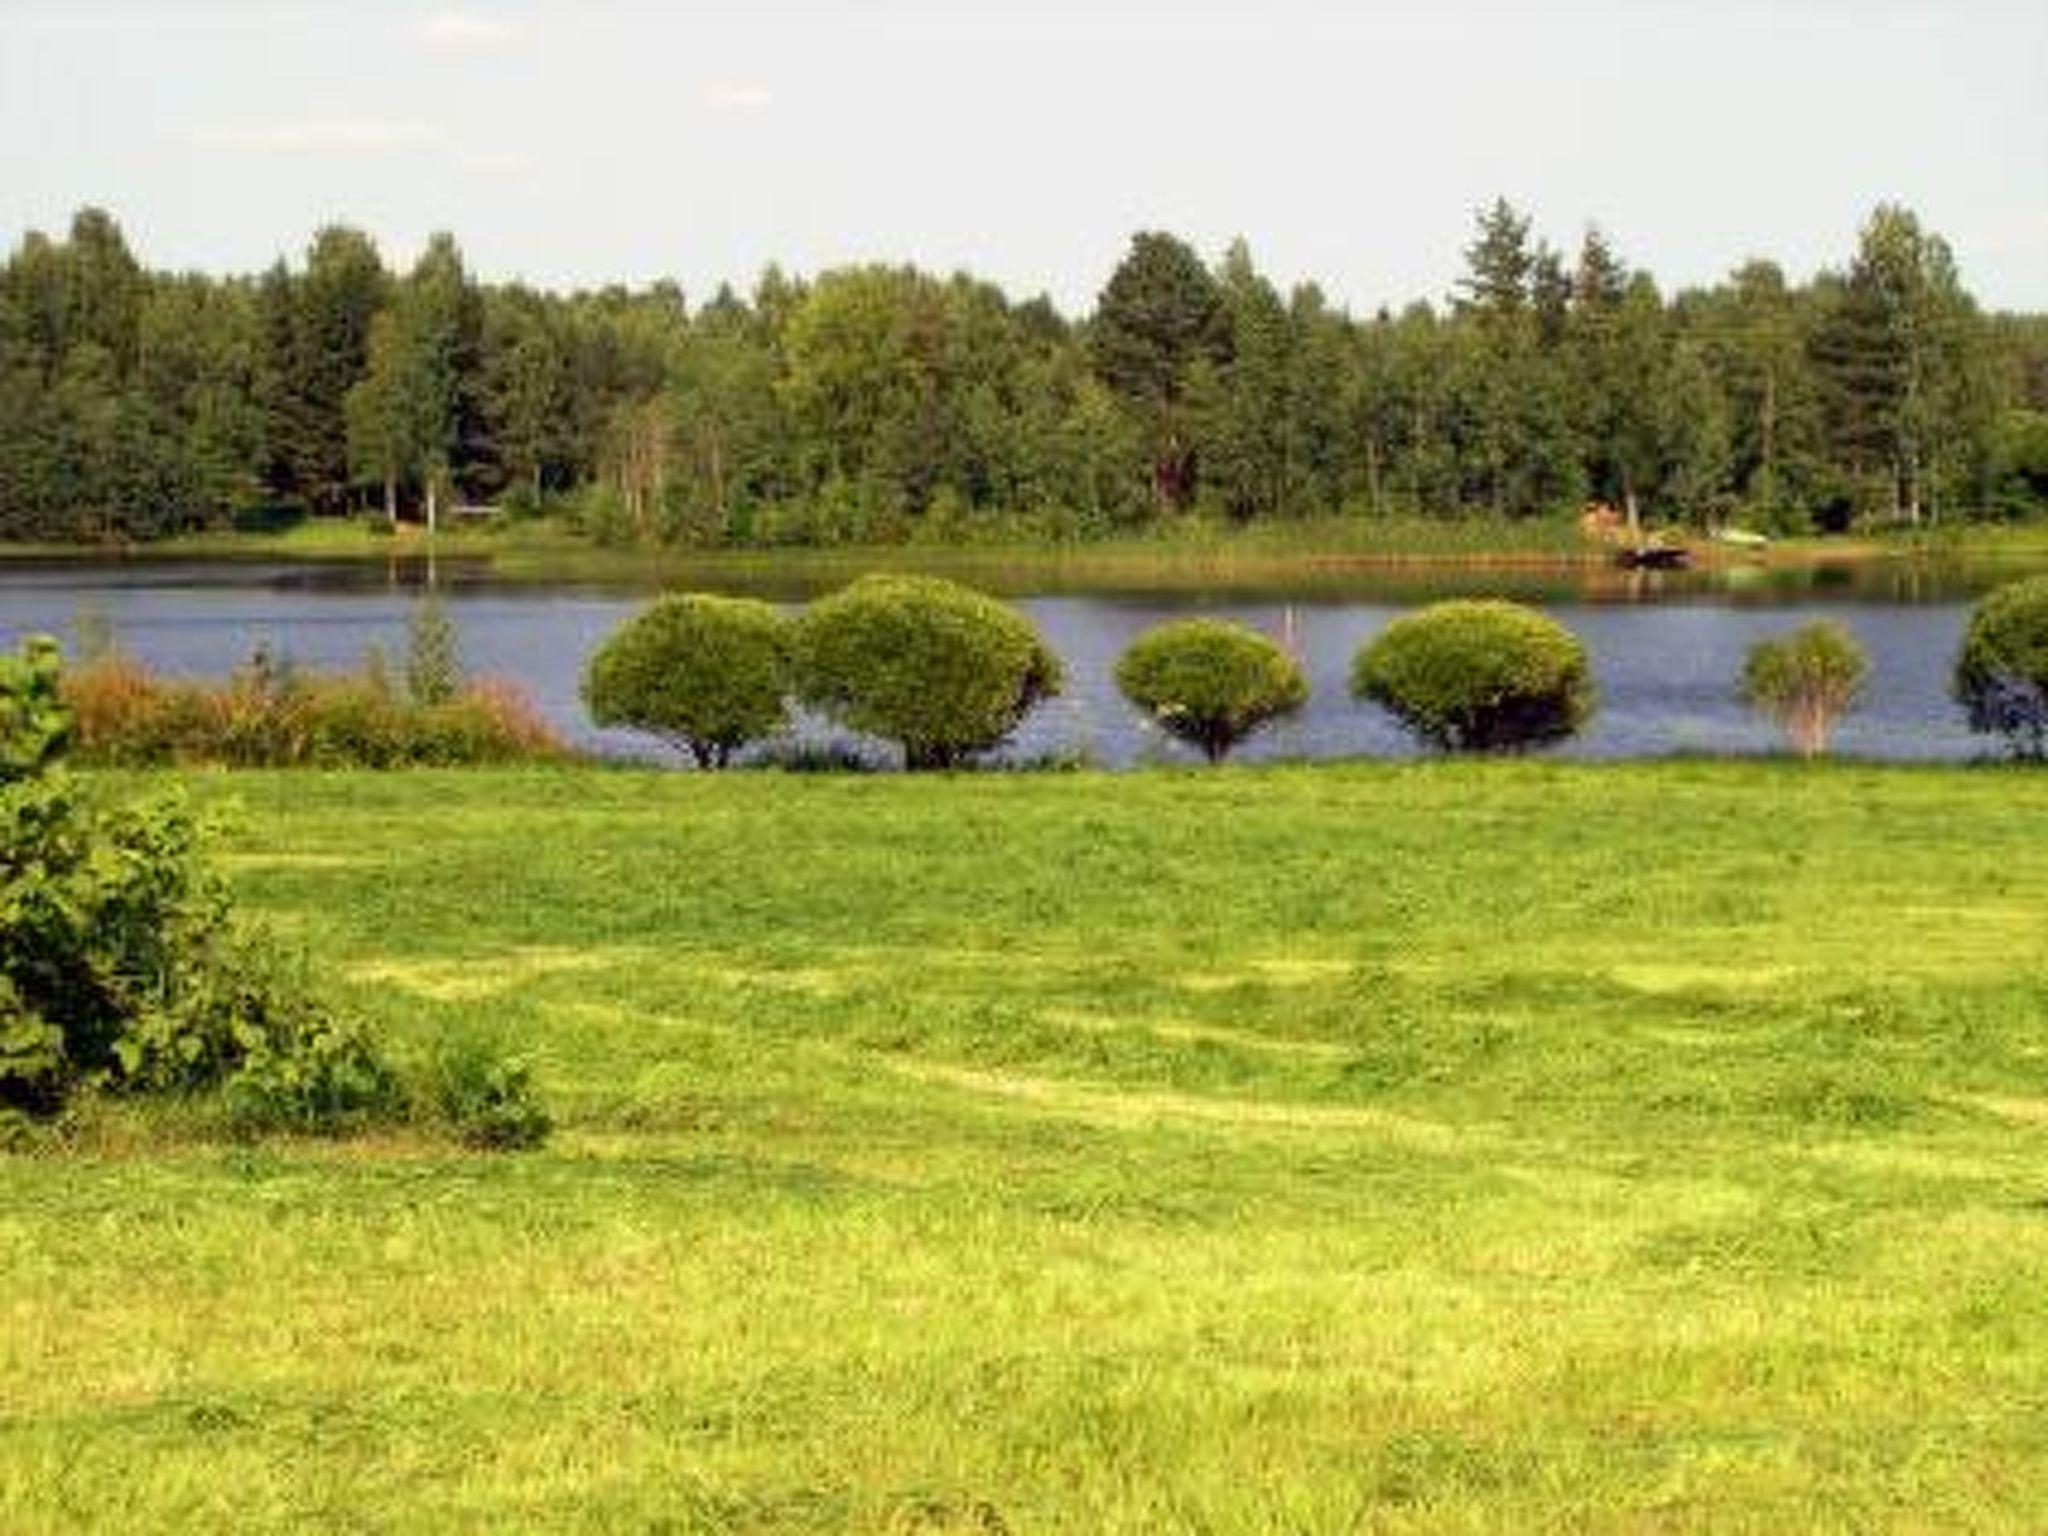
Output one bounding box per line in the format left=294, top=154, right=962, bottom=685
left=1, top=554, right=2039, bottom=766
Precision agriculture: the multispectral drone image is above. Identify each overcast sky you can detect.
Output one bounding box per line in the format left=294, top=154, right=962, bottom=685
left=3, top=0, right=2043, bottom=314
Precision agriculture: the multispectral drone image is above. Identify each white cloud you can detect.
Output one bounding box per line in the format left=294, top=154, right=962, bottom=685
left=703, top=83, right=775, bottom=110
left=192, top=121, right=441, bottom=155
left=419, top=10, right=526, bottom=50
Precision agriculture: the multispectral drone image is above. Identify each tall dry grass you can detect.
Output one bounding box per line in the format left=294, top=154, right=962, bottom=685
left=62, top=652, right=566, bottom=767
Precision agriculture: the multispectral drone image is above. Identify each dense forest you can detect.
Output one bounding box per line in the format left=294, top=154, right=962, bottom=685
left=2, top=202, right=2045, bottom=545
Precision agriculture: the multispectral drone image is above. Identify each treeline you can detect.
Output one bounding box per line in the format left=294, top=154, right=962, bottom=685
left=3, top=202, right=2046, bottom=545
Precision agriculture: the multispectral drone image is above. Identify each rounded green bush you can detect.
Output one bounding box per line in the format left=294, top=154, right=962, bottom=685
left=583, top=594, right=791, bottom=769
left=1740, top=621, right=1868, bottom=759
left=1115, top=618, right=1308, bottom=763
left=794, top=574, right=1063, bottom=769
left=1351, top=600, right=1594, bottom=752
left=1955, top=575, right=2048, bottom=760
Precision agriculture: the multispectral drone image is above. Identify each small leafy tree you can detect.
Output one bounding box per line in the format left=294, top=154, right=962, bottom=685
left=1741, top=621, right=1868, bottom=758
left=794, top=575, right=1063, bottom=769
left=1115, top=618, right=1308, bottom=763
left=406, top=592, right=462, bottom=706
left=583, top=593, right=792, bottom=768
left=1955, top=575, right=2048, bottom=759
left=1352, top=600, right=1594, bottom=752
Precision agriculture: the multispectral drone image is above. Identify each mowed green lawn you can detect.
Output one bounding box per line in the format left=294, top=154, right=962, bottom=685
left=6, top=763, right=2048, bottom=1532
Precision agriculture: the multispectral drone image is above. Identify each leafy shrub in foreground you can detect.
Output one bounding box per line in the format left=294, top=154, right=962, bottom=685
left=1352, top=600, right=1594, bottom=752
left=1116, top=618, right=1308, bottom=763
left=0, top=639, right=72, bottom=787
left=1955, top=575, right=2048, bottom=759
left=794, top=575, right=1063, bottom=769
left=1741, top=621, right=1868, bottom=758
left=2, top=636, right=545, bottom=1145
left=0, top=678, right=390, bottom=1126
left=583, top=593, right=791, bottom=768
left=1, top=767, right=231, bottom=1117
left=197, top=948, right=404, bottom=1134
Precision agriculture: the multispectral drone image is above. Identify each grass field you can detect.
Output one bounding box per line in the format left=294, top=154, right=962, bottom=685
left=6, top=763, right=2048, bottom=1531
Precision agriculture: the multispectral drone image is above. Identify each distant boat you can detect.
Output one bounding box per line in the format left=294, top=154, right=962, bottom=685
left=1614, top=543, right=1691, bottom=570
left=1581, top=501, right=1695, bottom=569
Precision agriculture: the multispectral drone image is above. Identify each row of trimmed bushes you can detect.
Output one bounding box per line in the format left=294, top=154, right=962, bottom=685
left=1115, top=603, right=1599, bottom=760
left=588, top=573, right=2048, bottom=767
left=585, top=575, right=1062, bottom=770
left=585, top=585, right=1597, bottom=765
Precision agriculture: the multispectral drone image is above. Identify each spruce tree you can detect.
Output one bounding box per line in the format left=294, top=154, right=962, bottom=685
left=1089, top=231, right=1229, bottom=513
left=1810, top=206, right=1992, bottom=524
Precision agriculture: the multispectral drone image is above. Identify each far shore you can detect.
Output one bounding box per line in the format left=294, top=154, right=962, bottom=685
left=5, top=514, right=2047, bottom=596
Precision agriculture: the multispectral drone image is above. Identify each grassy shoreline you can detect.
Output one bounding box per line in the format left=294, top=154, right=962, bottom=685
left=6, top=760, right=2047, bottom=1529
left=13, top=514, right=2046, bottom=595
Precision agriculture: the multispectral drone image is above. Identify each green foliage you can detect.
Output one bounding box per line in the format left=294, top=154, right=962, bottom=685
left=412, top=1029, right=551, bottom=1150
left=0, top=639, right=383, bottom=1126
left=482, top=287, right=576, bottom=508
left=175, top=944, right=402, bottom=1134
left=1091, top=232, right=1230, bottom=408
left=583, top=593, right=791, bottom=768
left=1195, top=242, right=1333, bottom=522
left=1741, top=621, right=1869, bottom=758
left=289, top=226, right=390, bottom=514
left=0, top=636, right=70, bottom=783
left=794, top=575, right=1063, bottom=768
left=1986, top=410, right=2048, bottom=519
left=1115, top=618, right=1308, bottom=762
left=0, top=202, right=2033, bottom=545
left=1808, top=206, right=1997, bottom=524
left=1, top=637, right=548, bottom=1142
left=779, top=266, right=946, bottom=510
left=1090, top=231, right=1230, bottom=511
left=1954, top=575, right=2048, bottom=758
left=405, top=593, right=463, bottom=706
left=229, top=501, right=306, bottom=535
left=2, top=774, right=229, bottom=1113
left=1353, top=600, right=1594, bottom=752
